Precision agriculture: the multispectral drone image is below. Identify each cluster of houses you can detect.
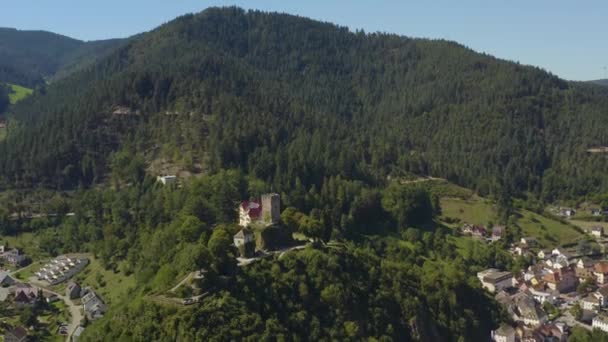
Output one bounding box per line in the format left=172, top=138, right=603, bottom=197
left=461, top=223, right=505, bottom=242
left=0, top=245, right=27, bottom=267
left=233, top=193, right=281, bottom=257
left=34, top=255, right=88, bottom=285
left=488, top=240, right=608, bottom=341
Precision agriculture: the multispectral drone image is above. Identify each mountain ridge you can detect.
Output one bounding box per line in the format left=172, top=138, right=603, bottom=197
left=1, top=7, right=608, bottom=201
left=0, top=27, right=128, bottom=86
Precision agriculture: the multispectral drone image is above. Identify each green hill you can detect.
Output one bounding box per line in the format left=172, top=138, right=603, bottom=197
left=0, top=27, right=127, bottom=87
left=2, top=7, right=608, bottom=201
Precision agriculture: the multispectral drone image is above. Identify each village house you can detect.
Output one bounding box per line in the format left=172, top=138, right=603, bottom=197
left=530, top=288, right=558, bottom=305
left=537, top=249, right=551, bottom=260
left=4, top=326, right=28, bottom=342
left=534, top=323, right=568, bottom=341
left=581, top=294, right=600, bottom=311
left=512, top=244, right=530, bottom=257
left=591, top=208, right=602, bottom=216
left=156, top=175, right=177, bottom=185
left=575, top=258, right=595, bottom=281
left=73, top=326, right=85, bottom=341
left=82, top=290, right=107, bottom=320
left=542, top=267, right=577, bottom=293
left=233, top=228, right=255, bottom=258
left=594, top=262, right=608, bottom=285
left=491, top=225, right=506, bottom=242
left=492, top=324, right=515, bottom=342
left=559, top=208, right=575, bottom=217
left=66, top=281, right=82, bottom=299
left=478, top=269, right=515, bottom=293
left=0, top=248, right=27, bottom=267
left=595, top=286, right=608, bottom=307
left=593, top=314, right=608, bottom=332
left=514, top=292, right=547, bottom=327
left=233, top=228, right=254, bottom=247
left=0, top=271, right=16, bottom=286
left=520, top=237, right=537, bottom=247
left=592, top=226, right=604, bottom=238
left=238, top=193, right=280, bottom=227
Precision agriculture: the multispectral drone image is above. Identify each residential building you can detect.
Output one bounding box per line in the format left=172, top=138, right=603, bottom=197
left=4, top=327, right=28, bottom=342
left=0, top=271, right=16, bottom=286
left=595, top=286, right=608, bottom=307
left=72, top=326, right=85, bottom=341
left=520, top=237, right=537, bottom=246
left=156, top=175, right=177, bottom=185
left=595, top=262, right=608, bottom=285
left=492, top=324, right=515, bottom=342
left=514, top=293, right=547, bottom=327
left=1, top=248, right=26, bottom=266
left=582, top=294, right=600, bottom=311
left=593, top=314, right=608, bottom=332
left=537, top=249, right=550, bottom=260
left=592, top=208, right=602, bottom=216
left=478, top=269, right=515, bottom=293
left=560, top=208, right=576, bottom=217
left=491, top=225, right=506, bottom=241
left=592, top=226, right=604, bottom=238
left=233, top=228, right=254, bottom=248
left=66, top=281, right=81, bottom=299
left=82, top=290, right=106, bottom=320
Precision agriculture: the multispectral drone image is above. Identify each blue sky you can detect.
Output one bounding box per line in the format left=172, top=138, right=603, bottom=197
left=2, top=0, right=606, bottom=81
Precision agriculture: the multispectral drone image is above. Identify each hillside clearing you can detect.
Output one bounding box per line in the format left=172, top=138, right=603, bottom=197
left=8, top=83, right=33, bottom=104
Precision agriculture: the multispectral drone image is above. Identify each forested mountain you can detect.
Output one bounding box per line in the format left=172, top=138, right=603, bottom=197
left=0, top=27, right=126, bottom=86
left=591, top=79, right=608, bottom=87
left=2, top=7, right=608, bottom=200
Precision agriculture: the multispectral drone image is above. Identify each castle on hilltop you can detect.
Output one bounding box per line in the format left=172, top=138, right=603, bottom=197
left=239, top=193, right=280, bottom=227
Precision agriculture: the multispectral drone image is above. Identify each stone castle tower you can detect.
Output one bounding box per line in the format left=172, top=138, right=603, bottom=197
left=261, top=193, right=280, bottom=224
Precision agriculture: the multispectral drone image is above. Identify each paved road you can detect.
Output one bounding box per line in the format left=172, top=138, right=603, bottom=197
left=28, top=276, right=82, bottom=342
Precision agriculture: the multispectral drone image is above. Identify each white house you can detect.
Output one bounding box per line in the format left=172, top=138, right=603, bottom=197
left=582, top=294, right=600, bottom=311
left=595, top=262, right=608, bottom=285
left=492, top=324, right=515, bottom=342
left=592, top=226, right=604, bottom=238
left=593, top=314, right=608, bottom=332
left=477, top=269, right=515, bottom=293
left=520, top=237, right=537, bottom=246
left=156, top=175, right=177, bottom=185
left=233, top=228, right=254, bottom=247
left=595, top=286, right=608, bottom=307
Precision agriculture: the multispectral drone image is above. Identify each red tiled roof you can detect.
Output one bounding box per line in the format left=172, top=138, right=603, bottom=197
left=595, top=262, right=608, bottom=274
left=241, top=200, right=262, bottom=219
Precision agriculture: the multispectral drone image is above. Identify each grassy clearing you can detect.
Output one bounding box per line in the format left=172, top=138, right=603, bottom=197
left=8, top=83, right=33, bottom=104
left=439, top=197, right=584, bottom=247
left=440, top=197, right=497, bottom=227
left=570, top=219, right=608, bottom=233
left=72, top=256, right=136, bottom=306
left=0, top=232, right=50, bottom=260
left=517, top=211, right=583, bottom=246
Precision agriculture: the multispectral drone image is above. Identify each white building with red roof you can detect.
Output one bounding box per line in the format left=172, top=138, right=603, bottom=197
left=238, top=193, right=281, bottom=227
left=239, top=200, right=262, bottom=227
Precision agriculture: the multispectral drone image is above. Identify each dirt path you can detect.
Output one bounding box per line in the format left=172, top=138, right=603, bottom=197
left=169, top=272, right=194, bottom=293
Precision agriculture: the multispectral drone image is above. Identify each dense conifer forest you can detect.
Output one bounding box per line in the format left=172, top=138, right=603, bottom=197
left=2, top=7, right=608, bottom=341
